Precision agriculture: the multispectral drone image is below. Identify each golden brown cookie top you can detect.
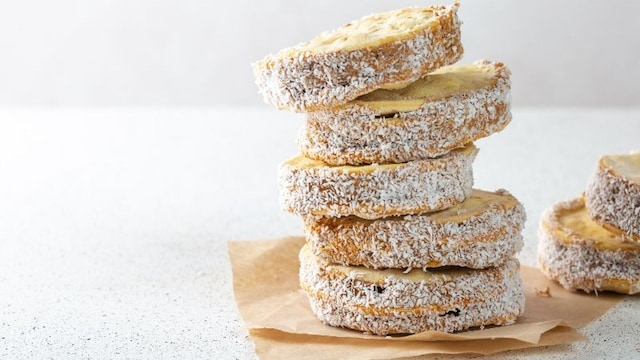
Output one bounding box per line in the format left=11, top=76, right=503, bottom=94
left=600, top=152, right=640, bottom=182
left=355, top=61, right=504, bottom=114
left=541, top=197, right=640, bottom=251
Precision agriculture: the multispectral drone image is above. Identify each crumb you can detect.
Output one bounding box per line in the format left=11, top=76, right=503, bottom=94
left=535, top=286, right=551, bottom=297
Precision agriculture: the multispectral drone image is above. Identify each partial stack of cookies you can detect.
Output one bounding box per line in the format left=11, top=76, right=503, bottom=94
left=538, top=152, right=640, bottom=294
left=253, top=3, right=527, bottom=335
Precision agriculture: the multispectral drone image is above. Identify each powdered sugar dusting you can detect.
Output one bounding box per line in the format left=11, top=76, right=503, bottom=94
left=298, top=60, right=512, bottom=165
left=278, top=144, right=477, bottom=219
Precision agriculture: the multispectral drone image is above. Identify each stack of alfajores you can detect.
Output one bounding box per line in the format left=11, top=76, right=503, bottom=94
left=253, top=3, right=527, bottom=335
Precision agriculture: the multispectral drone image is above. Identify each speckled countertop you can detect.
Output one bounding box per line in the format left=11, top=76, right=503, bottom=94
left=0, top=108, right=638, bottom=359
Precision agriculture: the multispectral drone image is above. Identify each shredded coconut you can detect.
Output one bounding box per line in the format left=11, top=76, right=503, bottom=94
left=304, top=189, right=526, bottom=269
left=299, top=245, right=525, bottom=335
left=298, top=60, right=511, bottom=165
left=252, top=4, right=462, bottom=112
left=584, top=159, right=640, bottom=241
left=278, top=144, right=477, bottom=219
left=537, top=198, right=640, bottom=294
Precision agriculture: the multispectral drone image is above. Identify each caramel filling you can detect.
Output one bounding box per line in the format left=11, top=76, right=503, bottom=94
left=601, top=152, right=640, bottom=182
left=302, top=243, right=515, bottom=284
left=283, top=143, right=475, bottom=174
left=540, top=262, right=635, bottom=294
left=424, top=189, right=516, bottom=223
left=353, top=63, right=497, bottom=114
left=543, top=198, right=640, bottom=251
left=331, top=189, right=518, bottom=225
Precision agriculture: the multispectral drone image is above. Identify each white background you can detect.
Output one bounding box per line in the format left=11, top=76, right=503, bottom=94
left=1, top=1, right=640, bottom=358
left=0, top=0, right=639, bottom=107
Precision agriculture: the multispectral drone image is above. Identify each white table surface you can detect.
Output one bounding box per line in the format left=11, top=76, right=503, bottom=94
left=0, top=108, right=638, bottom=359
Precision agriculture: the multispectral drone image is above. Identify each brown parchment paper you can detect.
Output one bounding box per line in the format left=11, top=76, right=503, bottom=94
left=229, top=236, right=624, bottom=359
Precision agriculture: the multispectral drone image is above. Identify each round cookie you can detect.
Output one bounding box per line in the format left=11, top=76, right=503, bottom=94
left=252, top=4, right=462, bottom=112
left=298, top=60, right=511, bottom=165
left=304, top=189, right=525, bottom=269
left=278, top=143, right=477, bottom=219
left=299, top=244, right=525, bottom=335
left=538, top=197, right=640, bottom=294
left=584, top=152, right=640, bottom=241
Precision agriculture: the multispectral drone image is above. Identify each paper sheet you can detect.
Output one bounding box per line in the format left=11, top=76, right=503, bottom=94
left=229, top=236, right=624, bottom=359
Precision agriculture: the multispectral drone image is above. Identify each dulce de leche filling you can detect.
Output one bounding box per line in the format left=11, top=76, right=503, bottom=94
left=543, top=198, right=640, bottom=251
left=301, top=244, right=517, bottom=284
left=353, top=63, right=498, bottom=114
left=601, top=152, right=640, bottom=183
left=331, top=189, right=519, bottom=226
left=284, top=143, right=475, bottom=174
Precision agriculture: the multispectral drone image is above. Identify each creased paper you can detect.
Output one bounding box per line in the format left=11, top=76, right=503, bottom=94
left=229, top=236, right=624, bottom=359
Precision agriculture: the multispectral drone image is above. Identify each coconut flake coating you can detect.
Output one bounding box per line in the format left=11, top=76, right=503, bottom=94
left=252, top=4, right=463, bottom=112
left=299, top=244, right=525, bottom=335
left=304, top=189, right=525, bottom=269
left=298, top=60, right=511, bottom=165
left=584, top=155, right=640, bottom=241
left=537, top=197, right=640, bottom=295
left=278, top=144, right=477, bottom=219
